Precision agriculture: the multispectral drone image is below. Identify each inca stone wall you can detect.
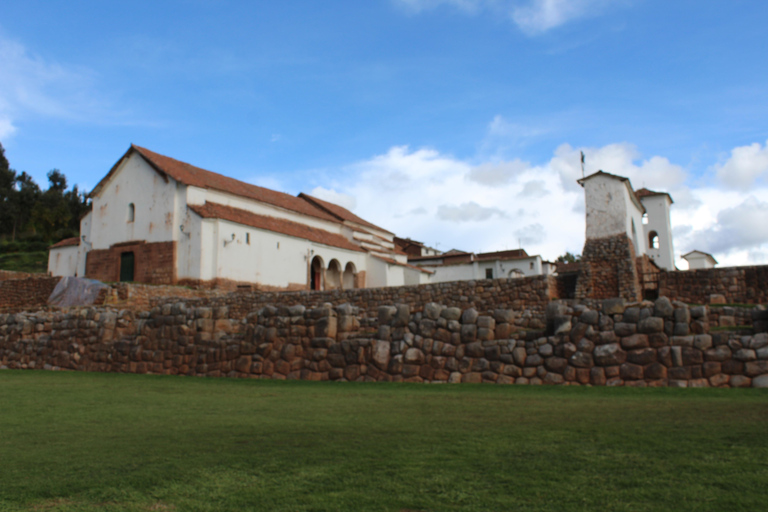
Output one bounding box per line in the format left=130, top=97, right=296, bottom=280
left=147, top=275, right=559, bottom=324
left=575, top=234, right=642, bottom=302
left=2, top=296, right=767, bottom=388
left=659, top=265, right=768, bottom=305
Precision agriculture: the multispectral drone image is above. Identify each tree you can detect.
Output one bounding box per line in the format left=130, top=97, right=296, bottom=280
left=556, top=252, right=581, bottom=264
left=12, top=171, right=41, bottom=240
left=0, top=143, right=17, bottom=238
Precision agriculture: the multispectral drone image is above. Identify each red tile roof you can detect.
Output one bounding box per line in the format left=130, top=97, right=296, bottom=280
left=50, top=237, right=80, bottom=249
left=299, top=193, right=393, bottom=235
left=371, top=255, right=434, bottom=274
left=91, top=145, right=338, bottom=224
left=476, top=249, right=529, bottom=261
left=188, top=202, right=364, bottom=253
left=635, top=188, right=674, bottom=204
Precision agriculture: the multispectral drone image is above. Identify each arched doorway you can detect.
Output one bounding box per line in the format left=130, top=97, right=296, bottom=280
left=508, top=269, right=524, bottom=279
left=327, top=259, right=342, bottom=290
left=343, top=262, right=356, bottom=289
left=310, top=255, right=324, bottom=291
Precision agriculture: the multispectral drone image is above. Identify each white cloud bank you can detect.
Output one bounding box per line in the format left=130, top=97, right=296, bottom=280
left=313, top=131, right=768, bottom=267
left=393, top=0, right=620, bottom=34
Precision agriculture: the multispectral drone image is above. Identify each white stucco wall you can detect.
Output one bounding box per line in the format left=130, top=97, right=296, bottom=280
left=685, top=253, right=716, bottom=270
left=640, top=195, right=675, bottom=270
left=196, top=218, right=365, bottom=288
left=421, top=255, right=543, bottom=284
left=89, top=154, right=178, bottom=250
left=48, top=245, right=79, bottom=277
left=186, top=186, right=343, bottom=235
left=583, top=174, right=646, bottom=256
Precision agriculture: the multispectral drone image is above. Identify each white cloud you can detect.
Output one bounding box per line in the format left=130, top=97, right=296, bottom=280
left=511, top=0, right=612, bottom=34
left=714, top=139, right=768, bottom=190
left=308, top=186, right=357, bottom=211
left=393, top=0, right=621, bottom=34
left=679, top=196, right=768, bottom=256
left=518, top=179, right=549, bottom=197
left=437, top=201, right=508, bottom=222
left=0, top=35, right=121, bottom=136
left=468, top=159, right=530, bottom=186
left=551, top=142, right=688, bottom=194
left=322, top=134, right=768, bottom=266
left=0, top=117, right=16, bottom=139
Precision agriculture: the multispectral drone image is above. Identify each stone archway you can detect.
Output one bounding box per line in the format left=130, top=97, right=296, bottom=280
left=343, top=262, right=357, bottom=289
left=310, top=255, right=324, bottom=291
left=327, top=259, right=342, bottom=290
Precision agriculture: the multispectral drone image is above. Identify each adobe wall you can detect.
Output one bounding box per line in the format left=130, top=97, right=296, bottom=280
left=0, top=276, right=60, bottom=310
left=0, top=270, right=46, bottom=281
left=1, top=295, right=767, bottom=388
left=86, top=241, right=176, bottom=284
left=659, top=265, right=768, bottom=305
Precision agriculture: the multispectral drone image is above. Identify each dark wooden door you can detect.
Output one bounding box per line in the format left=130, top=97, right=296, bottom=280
left=120, top=252, right=135, bottom=282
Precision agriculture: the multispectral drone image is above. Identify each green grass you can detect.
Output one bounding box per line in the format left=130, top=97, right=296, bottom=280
left=0, top=372, right=767, bottom=512
left=0, top=250, right=48, bottom=273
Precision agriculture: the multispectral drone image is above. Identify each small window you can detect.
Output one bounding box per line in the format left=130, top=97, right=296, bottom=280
left=128, top=203, right=135, bottom=222
left=246, top=233, right=250, bottom=244
left=277, top=242, right=280, bottom=249
left=642, top=213, right=649, bottom=225
left=485, top=268, right=493, bottom=279
left=529, top=262, right=534, bottom=270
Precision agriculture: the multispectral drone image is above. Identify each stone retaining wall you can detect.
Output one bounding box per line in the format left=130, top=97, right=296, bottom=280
left=2, top=296, right=767, bottom=388
left=659, top=265, right=768, bottom=305
left=149, top=275, right=558, bottom=325
left=0, top=276, right=60, bottom=310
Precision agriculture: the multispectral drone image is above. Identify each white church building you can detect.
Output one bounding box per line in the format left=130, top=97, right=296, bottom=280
left=48, top=145, right=432, bottom=290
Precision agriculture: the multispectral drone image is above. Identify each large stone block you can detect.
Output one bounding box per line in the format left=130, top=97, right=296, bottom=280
left=594, top=343, right=627, bottom=366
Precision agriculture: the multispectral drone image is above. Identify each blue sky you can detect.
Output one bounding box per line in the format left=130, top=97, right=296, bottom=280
left=2, top=0, right=768, bottom=266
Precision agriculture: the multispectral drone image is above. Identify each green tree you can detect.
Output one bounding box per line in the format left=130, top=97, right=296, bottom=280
left=0, top=143, right=17, bottom=238
left=556, top=251, right=581, bottom=264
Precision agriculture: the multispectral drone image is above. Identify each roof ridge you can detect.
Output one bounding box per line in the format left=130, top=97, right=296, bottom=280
left=124, top=145, right=340, bottom=224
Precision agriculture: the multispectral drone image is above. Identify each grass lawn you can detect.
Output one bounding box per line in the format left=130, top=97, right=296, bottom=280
left=0, top=372, right=766, bottom=511
left=0, top=251, right=48, bottom=273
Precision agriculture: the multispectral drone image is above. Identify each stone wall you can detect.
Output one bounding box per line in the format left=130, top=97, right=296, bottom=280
left=0, top=276, right=60, bottom=310
left=576, top=234, right=641, bottom=302
left=0, top=270, right=46, bottom=281
left=86, top=241, right=176, bottom=284
left=150, top=275, right=558, bottom=326
left=659, top=265, right=768, bottom=305
left=1, top=295, right=767, bottom=388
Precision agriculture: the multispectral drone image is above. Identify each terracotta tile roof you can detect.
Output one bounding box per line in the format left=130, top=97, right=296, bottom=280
left=50, top=237, right=80, bottom=249
left=299, top=193, right=393, bottom=235
left=188, top=202, right=364, bottom=253
left=635, top=187, right=674, bottom=204
left=476, top=249, right=529, bottom=261
left=91, top=145, right=338, bottom=224
left=372, top=255, right=434, bottom=274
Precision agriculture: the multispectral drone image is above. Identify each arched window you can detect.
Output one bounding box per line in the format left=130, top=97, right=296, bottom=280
left=642, top=213, right=648, bottom=225
left=649, top=231, right=660, bottom=249
left=343, top=262, right=357, bottom=289
left=128, top=203, right=135, bottom=222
